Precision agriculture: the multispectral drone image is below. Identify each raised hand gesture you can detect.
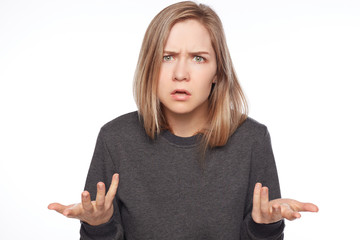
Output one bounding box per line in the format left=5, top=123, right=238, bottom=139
left=48, top=173, right=119, bottom=226
left=251, top=182, right=319, bottom=224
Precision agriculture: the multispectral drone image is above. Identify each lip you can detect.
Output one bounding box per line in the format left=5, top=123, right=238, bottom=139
left=171, top=89, right=191, bottom=95
left=171, top=89, right=191, bottom=101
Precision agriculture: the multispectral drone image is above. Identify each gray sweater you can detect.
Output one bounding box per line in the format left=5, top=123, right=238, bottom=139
left=80, top=111, right=285, bottom=239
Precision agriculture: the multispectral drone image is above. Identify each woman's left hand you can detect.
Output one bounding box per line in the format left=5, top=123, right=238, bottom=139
left=251, top=182, right=319, bottom=224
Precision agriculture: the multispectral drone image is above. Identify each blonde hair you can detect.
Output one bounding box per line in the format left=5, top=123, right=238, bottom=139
left=133, top=1, right=248, bottom=168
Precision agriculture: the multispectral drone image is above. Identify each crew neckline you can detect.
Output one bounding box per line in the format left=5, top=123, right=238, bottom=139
left=160, top=130, right=202, bottom=147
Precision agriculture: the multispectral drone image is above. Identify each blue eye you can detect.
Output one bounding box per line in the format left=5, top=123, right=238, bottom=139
left=194, top=56, right=205, bottom=62
left=163, top=55, right=173, bottom=61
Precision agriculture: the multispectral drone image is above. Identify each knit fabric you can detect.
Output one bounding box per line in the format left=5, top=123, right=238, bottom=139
left=80, top=111, right=285, bottom=240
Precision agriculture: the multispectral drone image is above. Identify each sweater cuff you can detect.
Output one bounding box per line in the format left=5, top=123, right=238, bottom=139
left=80, top=214, right=116, bottom=237
left=248, top=217, right=285, bottom=239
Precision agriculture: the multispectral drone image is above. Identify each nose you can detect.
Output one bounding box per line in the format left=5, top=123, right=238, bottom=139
left=173, top=58, right=189, bottom=81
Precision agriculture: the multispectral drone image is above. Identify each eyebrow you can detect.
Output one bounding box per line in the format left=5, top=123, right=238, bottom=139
left=163, top=50, right=210, bottom=56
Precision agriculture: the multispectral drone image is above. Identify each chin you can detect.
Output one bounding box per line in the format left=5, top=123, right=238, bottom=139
left=164, top=106, right=195, bottom=115
left=169, top=109, right=194, bottom=115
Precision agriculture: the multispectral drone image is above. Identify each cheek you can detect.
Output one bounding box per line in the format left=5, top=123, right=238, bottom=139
left=157, top=67, right=167, bottom=88
left=196, top=71, right=215, bottom=89
left=157, top=78, right=171, bottom=102
left=158, top=67, right=171, bottom=86
left=193, top=63, right=216, bottom=83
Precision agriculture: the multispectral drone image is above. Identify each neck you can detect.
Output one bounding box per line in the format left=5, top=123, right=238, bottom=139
left=163, top=103, right=209, bottom=137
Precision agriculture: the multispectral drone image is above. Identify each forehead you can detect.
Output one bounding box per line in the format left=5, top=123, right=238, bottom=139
left=164, top=19, right=213, bottom=51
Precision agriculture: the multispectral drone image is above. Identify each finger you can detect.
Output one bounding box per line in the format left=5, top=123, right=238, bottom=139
left=105, top=173, right=119, bottom=206
left=281, top=203, right=299, bottom=221
left=260, top=187, right=270, bottom=218
left=298, top=202, right=319, bottom=213
left=272, top=204, right=282, bottom=219
left=63, top=203, right=83, bottom=218
left=284, top=199, right=319, bottom=213
left=96, top=182, right=106, bottom=210
left=252, top=183, right=262, bottom=217
left=81, top=191, right=93, bottom=212
left=49, top=202, right=82, bottom=217
left=48, top=203, right=67, bottom=214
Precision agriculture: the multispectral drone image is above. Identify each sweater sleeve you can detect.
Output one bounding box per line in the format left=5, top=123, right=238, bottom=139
left=80, top=128, right=124, bottom=240
left=240, top=127, right=285, bottom=240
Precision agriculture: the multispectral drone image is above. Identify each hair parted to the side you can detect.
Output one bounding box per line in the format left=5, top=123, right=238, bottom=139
left=133, top=1, right=248, bottom=169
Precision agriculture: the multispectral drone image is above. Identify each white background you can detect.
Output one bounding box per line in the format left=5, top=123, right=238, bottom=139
left=1, top=0, right=359, bottom=239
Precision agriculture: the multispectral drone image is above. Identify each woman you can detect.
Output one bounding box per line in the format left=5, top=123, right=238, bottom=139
left=48, top=1, right=318, bottom=239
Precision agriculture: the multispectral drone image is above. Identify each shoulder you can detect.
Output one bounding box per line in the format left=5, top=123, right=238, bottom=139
left=98, top=111, right=144, bottom=138
left=231, top=116, right=270, bottom=144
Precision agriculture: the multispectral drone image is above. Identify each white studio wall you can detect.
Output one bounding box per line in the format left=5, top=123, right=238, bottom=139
left=0, top=0, right=359, bottom=239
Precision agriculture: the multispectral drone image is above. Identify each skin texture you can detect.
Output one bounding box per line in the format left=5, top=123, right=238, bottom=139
left=251, top=183, right=319, bottom=224
left=48, top=174, right=119, bottom=226
left=157, top=19, right=217, bottom=137
left=48, top=19, right=319, bottom=227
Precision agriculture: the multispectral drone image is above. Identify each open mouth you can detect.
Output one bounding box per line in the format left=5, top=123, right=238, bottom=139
left=171, top=89, right=191, bottom=95
left=170, top=89, right=191, bottom=100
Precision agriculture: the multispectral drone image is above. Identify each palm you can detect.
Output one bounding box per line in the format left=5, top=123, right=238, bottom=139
left=251, top=183, right=319, bottom=224
left=48, top=173, right=119, bottom=226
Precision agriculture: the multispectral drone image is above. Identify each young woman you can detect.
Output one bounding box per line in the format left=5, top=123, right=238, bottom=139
left=48, top=1, right=318, bottom=239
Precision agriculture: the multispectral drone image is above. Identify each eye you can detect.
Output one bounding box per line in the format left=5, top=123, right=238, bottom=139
left=163, top=55, right=174, bottom=62
left=194, top=56, right=205, bottom=63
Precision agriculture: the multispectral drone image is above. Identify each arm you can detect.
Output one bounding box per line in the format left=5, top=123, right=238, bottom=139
left=240, top=127, right=285, bottom=240
left=80, top=128, right=124, bottom=240
left=240, top=127, right=319, bottom=239
left=48, top=128, right=124, bottom=240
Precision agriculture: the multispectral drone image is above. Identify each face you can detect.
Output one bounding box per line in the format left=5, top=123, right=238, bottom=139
left=157, top=19, right=217, bottom=119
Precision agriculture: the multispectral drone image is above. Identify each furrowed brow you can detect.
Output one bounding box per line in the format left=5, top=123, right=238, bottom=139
left=163, top=50, right=210, bottom=56
left=189, top=51, right=210, bottom=56
left=163, top=50, right=178, bottom=55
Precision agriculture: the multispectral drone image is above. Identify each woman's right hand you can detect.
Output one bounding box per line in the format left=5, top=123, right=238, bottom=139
left=48, top=173, right=119, bottom=226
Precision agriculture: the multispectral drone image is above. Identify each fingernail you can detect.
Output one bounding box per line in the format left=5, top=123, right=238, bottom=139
left=256, top=183, right=261, bottom=189
left=98, top=182, right=104, bottom=190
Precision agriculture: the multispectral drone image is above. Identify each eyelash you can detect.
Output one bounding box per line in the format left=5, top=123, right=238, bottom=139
left=162, top=55, right=206, bottom=63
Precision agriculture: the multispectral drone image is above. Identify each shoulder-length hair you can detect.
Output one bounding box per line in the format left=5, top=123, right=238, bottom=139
left=133, top=1, right=248, bottom=167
